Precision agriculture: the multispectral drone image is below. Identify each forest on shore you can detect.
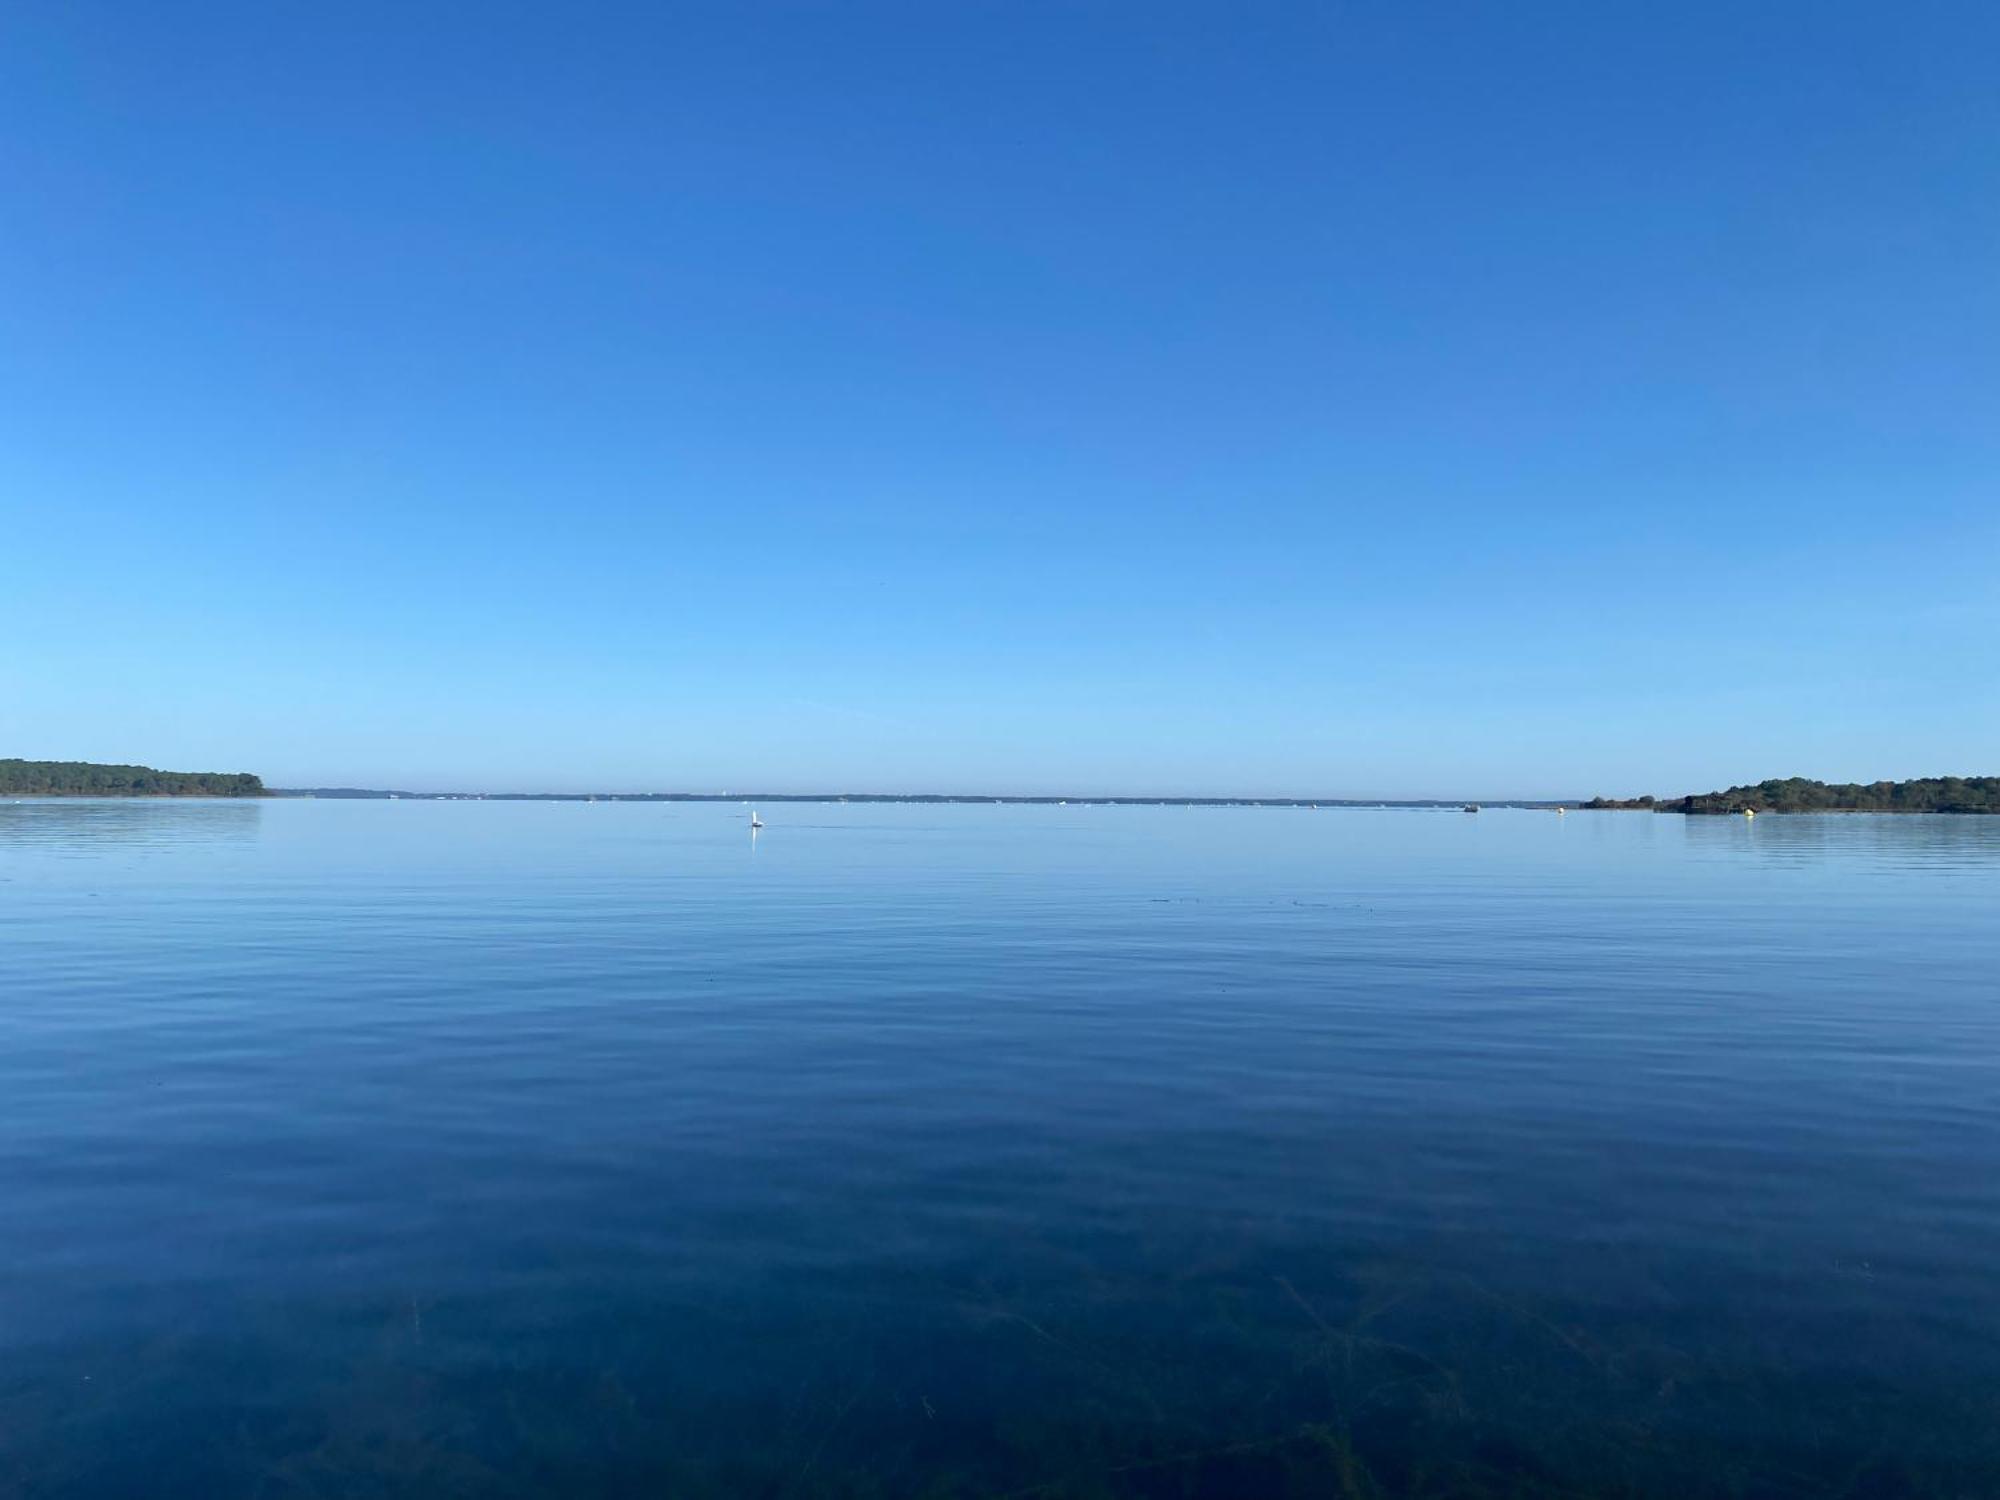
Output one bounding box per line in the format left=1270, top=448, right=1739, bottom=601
left=0, top=759, right=265, bottom=797
left=1585, top=777, right=1999, bottom=815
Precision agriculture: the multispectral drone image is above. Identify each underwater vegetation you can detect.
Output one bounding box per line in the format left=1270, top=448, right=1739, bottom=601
left=11, top=1236, right=1994, bottom=1498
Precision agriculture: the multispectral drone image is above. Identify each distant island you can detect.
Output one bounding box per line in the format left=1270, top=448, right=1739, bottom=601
left=1584, top=776, right=1999, bottom=815
left=0, top=758, right=265, bottom=797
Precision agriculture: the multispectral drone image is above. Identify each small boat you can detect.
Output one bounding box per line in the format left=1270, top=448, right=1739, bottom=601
left=749, top=810, right=764, bottom=830
left=1742, top=808, right=1756, bottom=819
left=1462, top=804, right=1479, bottom=813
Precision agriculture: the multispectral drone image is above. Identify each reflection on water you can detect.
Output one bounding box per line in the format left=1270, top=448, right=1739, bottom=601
left=1681, top=807, right=2000, bottom=872
left=0, top=795, right=263, bottom=852
left=2, top=804, right=1998, bottom=1496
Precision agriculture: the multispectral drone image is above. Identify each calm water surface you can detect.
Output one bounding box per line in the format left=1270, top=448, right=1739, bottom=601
left=3, top=801, right=1998, bottom=1497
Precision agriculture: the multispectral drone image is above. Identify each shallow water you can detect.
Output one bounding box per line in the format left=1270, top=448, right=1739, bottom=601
left=3, top=800, right=1998, bottom=1497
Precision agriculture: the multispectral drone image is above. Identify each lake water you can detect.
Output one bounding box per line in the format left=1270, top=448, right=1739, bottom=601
left=4, top=800, right=1998, bottom=1497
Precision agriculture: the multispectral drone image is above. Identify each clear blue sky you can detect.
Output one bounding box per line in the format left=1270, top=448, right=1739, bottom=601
left=3, top=3, right=1994, bottom=796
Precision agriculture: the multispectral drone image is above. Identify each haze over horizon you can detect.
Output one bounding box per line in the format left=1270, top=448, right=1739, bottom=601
left=4, top=4, right=1994, bottom=797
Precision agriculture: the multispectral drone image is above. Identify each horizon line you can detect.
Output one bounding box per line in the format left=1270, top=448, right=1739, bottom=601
left=268, top=787, right=1578, bottom=807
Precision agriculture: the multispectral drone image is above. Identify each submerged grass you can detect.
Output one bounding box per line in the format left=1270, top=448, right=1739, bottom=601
left=12, top=1243, right=1982, bottom=1499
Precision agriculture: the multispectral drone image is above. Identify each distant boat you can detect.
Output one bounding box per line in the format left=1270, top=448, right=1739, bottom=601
left=749, top=809, right=764, bottom=830
left=1463, top=804, right=1479, bottom=813
left=1556, top=807, right=1566, bottom=815
left=1742, top=808, right=1756, bottom=819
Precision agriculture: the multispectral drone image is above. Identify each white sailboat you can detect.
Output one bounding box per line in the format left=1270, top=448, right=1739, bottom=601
left=749, top=809, right=764, bottom=830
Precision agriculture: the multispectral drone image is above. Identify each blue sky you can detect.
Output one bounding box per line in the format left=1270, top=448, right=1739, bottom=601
left=3, top=3, right=1994, bottom=796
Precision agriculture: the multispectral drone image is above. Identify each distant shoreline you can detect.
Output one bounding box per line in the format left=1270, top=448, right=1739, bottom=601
left=266, top=789, right=1573, bottom=809
left=8, top=762, right=1994, bottom=814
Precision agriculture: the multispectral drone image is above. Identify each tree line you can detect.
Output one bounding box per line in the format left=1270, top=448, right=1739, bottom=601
left=0, top=759, right=265, bottom=797
left=1585, top=777, right=1998, bottom=815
